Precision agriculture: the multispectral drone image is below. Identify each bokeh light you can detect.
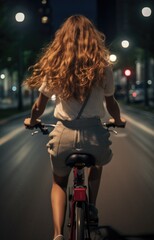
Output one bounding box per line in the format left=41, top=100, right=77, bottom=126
left=109, top=54, right=117, bottom=63
left=15, top=12, right=25, bottom=22
left=142, top=7, right=152, bottom=17
left=121, top=40, right=130, bottom=48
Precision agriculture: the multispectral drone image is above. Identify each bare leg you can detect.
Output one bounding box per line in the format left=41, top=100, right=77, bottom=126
left=51, top=173, right=69, bottom=238
left=88, top=166, right=103, bottom=206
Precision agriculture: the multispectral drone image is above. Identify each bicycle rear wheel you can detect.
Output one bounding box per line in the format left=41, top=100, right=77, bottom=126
left=75, top=202, right=85, bottom=240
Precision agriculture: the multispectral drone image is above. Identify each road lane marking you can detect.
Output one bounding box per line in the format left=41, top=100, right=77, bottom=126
left=0, top=106, right=54, bottom=146
left=0, top=126, right=24, bottom=146
left=114, top=133, right=128, bottom=137
left=1, top=106, right=153, bottom=145
left=123, top=114, right=154, bottom=136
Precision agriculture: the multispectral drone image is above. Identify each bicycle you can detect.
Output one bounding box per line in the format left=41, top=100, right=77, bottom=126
left=28, top=121, right=124, bottom=240
left=65, top=122, right=120, bottom=240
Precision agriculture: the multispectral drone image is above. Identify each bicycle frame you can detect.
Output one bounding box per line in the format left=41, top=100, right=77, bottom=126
left=29, top=121, right=125, bottom=239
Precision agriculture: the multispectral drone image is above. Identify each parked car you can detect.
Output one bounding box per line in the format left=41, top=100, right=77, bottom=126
left=129, top=83, right=153, bottom=103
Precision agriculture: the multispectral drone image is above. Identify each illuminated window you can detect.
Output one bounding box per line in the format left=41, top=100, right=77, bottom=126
left=41, top=16, right=48, bottom=24
left=42, top=0, right=47, bottom=4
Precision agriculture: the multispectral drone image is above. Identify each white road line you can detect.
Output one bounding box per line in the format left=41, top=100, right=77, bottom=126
left=0, top=126, right=24, bottom=146
left=1, top=107, right=153, bottom=146
left=123, top=114, right=154, bottom=137
left=0, top=106, right=54, bottom=146
left=114, top=133, right=128, bottom=137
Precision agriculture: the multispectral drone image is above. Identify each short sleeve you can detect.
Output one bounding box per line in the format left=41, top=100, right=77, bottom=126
left=103, top=67, right=115, bottom=96
left=38, top=82, right=52, bottom=98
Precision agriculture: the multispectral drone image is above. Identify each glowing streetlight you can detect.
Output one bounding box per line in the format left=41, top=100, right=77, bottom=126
left=41, top=16, right=48, bottom=24
left=42, top=0, right=47, bottom=4
left=0, top=74, right=5, bottom=79
left=15, top=12, right=25, bottom=23
left=142, top=7, right=152, bottom=17
left=109, top=54, right=117, bottom=63
left=121, top=40, right=130, bottom=48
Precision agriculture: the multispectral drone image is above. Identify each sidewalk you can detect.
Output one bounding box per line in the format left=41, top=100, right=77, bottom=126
left=0, top=97, right=32, bottom=125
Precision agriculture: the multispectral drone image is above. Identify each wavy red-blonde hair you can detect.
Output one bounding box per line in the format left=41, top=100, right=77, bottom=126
left=24, top=15, right=111, bottom=101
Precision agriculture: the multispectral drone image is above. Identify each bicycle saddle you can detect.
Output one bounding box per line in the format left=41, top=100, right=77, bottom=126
left=66, top=153, right=95, bottom=168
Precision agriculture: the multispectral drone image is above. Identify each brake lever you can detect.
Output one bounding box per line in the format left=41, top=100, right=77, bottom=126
left=31, top=130, right=39, bottom=136
left=109, top=129, right=118, bottom=135
left=30, top=123, right=49, bottom=135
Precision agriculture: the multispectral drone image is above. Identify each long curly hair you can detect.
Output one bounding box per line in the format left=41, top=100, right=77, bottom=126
left=24, top=15, right=111, bottom=101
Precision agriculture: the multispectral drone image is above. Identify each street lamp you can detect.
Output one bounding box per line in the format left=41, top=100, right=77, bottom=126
left=142, top=7, right=152, bottom=17
left=141, top=6, right=152, bottom=107
left=15, top=12, right=25, bottom=22
left=124, top=68, right=132, bottom=104
left=121, top=40, right=130, bottom=49
left=0, top=74, right=5, bottom=80
left=15, top=12, right=25, bottom=110
left=109, top=54, right=117, bottom=63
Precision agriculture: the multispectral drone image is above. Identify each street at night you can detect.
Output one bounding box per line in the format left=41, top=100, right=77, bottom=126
left=1, top=1, right=154, bottom=240
left=0, top=103, right=154, bottom=240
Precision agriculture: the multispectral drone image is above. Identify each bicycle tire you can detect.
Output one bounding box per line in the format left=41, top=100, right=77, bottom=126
left=75, top=202, right=85, bottom=240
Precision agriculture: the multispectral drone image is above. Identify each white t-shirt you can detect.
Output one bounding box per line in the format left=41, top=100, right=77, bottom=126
left=39, top=67, right=114, bottom=120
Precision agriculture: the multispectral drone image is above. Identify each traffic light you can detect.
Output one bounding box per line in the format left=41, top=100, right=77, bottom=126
left=123, top=69, right=131, bottom=104
left=124, top=69, right=131, bottom=77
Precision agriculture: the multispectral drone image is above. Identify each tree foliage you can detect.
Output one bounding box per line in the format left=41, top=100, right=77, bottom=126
left=0, top=0, right=53, bottom=75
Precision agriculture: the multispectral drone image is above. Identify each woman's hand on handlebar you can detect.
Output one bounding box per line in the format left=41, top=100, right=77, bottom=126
left=109, top=117, right=126, bottom=128
left=24, top=118, right=41, bottom=129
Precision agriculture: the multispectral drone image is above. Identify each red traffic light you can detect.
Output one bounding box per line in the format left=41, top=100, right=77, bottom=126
left=124, top=69, right=132, bottom=77
left=124, top=69, right=131, bottom=76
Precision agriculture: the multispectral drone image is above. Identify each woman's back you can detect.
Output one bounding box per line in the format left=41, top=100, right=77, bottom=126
left=24, top=15, right=111, bottom=103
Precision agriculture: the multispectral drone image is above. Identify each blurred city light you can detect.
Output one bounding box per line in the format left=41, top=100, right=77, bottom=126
left=42, top=0, right=47, bottom=4
left=51, top=94, right=56, bottom=101
left=41, top=16, right=48, bottom=24
left=121, top=40, right=130, bottom=48
left=12, top=86, right=17, bottom=92
left=0, top=74, right=5, bottom=79
left=7, top=57, right=12, bottom=62
left=147, top=80, right=152, bottom=85
left=109, top=54, right=117, bottom=63
left=142, top=7, right=152, bottom=17
left=15, top=12, right=25, bottom=22
left=124, top=69, right=131, bottom=76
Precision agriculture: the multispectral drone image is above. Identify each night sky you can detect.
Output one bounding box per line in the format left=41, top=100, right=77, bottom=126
left=5, top=0, right=116, bottom=43
left=50, top=0, right=116, bottom=42
left=6, top=0, right=153, bottom=47
left=51, top=0, right=97, bottom=30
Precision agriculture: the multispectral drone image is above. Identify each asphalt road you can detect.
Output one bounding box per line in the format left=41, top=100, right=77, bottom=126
left=0, top=104, right=154, bottom=240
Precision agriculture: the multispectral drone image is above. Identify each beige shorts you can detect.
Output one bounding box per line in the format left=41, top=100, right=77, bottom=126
left=47, top=118, right=113, bottom=177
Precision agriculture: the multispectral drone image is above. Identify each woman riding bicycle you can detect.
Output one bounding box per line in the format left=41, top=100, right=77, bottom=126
left=24, top=15, right=125, bottom=240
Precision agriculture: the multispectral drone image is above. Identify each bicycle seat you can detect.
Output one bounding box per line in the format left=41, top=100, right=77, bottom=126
left=66, top=153, right=95, bottom=168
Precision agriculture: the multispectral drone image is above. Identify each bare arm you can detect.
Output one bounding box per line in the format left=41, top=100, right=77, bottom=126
left=24, top=93, right=49, bottom=126
left=105, top=95, right=125, bottom=126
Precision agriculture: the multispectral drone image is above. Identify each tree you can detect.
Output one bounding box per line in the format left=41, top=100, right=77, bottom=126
left=0, top=0, right=53, bottom=75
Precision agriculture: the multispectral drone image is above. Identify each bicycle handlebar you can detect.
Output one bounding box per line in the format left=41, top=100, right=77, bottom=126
left=103, top=122, right=126, bottom=128
left=25, top=122, right=56, bottom=135
left=25, top=121, right=125, bottom=136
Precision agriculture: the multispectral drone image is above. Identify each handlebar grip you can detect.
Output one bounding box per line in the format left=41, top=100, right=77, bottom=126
left=104, top=122, right=126, bottom=128
left=105, top=123, right=116, bottom=128
left=34, top=123, right=49, bottom=134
